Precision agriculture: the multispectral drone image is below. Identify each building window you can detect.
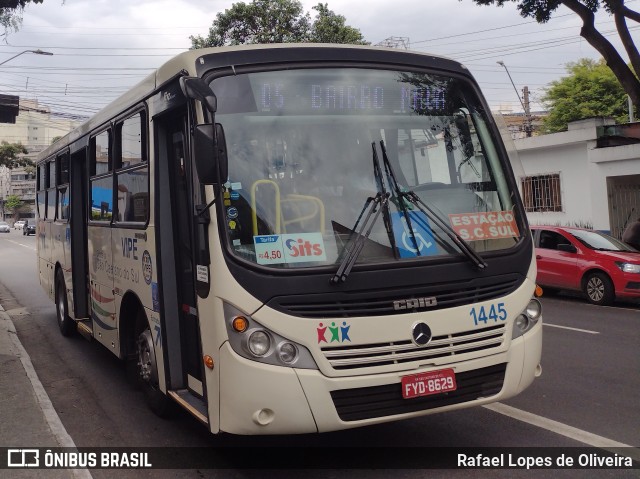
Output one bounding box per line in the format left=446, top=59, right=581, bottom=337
left=521, top=173, right=562, bottom=212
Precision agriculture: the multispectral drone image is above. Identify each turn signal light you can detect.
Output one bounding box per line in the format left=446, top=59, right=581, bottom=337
left=203, top=355, right=214, bottom=369
left=232, top=316, right=249, bottom=332
left=534, top=285, right=543, bottom=297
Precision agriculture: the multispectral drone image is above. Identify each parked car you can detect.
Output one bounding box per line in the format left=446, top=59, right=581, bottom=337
left=23, top=221, right=35, bottom=236
left=0, top=222, right=10, bottom=233
left=13, top=220, right=25, bottom=230
left=532, top=225, right=640, bottom=305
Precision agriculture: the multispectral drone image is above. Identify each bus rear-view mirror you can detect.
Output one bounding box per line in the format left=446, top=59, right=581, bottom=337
left=194, top=123, right=228, bottom=185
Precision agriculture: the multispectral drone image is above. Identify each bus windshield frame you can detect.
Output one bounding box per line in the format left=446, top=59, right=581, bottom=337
left=209, top=64, right=525, bottom=273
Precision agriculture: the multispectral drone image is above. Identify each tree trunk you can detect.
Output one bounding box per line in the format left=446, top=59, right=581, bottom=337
left=563, top=0, right=640, bottom=111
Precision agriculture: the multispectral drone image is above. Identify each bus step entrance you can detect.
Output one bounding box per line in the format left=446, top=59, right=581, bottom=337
left=76, top=320, right=93, bottom=341
left=168, top=389, right=209, bottom=425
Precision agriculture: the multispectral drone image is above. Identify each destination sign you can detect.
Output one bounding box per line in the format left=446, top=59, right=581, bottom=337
left=213, top=69, right=454, bottom=116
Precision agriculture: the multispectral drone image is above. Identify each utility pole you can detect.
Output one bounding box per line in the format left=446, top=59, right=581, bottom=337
left=497, top=61, right=532, bottom=137
left=522, top=86, right=532, bottom=137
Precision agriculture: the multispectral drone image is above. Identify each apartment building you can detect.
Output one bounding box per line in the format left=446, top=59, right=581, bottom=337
left=0, top=99, right=82, bottom=222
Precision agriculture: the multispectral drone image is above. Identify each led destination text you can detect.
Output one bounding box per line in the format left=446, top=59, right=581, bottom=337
left=260, top=83, right=446, bottom=113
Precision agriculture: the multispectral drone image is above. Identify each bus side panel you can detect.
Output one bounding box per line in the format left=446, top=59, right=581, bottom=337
left=51, top=221, right=74, bottom=315
left=88, top=225, right=117, bottom=351
left=110, top=226, right=162, bottom=375
left=39, top=257, right=54, bottom=300
left=111, top=227, right=156, bottom=311
left=38, top=220, right=54, bottom=299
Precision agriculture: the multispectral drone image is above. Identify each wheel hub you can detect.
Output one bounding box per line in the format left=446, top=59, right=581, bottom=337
left=587, top=278, right=604, bottom=301
left=137, top=329, right=158, bottom=384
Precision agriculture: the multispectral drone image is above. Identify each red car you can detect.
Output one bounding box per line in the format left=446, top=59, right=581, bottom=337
left=531, top=225, right=640, bottom=305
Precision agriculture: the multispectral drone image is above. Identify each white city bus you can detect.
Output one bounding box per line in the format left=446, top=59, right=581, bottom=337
left=36, top=44, right=542, bottom=435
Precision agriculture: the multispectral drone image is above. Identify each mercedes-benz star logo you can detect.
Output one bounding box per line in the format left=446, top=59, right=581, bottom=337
left=412, top=322, right=432, bottom=346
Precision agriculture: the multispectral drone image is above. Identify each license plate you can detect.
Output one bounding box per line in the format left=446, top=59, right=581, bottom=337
left=401, top=368, right=457, bottom=399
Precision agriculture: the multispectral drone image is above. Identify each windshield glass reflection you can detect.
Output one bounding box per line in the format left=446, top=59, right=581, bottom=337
left=211, top=68, right=521, bottom=269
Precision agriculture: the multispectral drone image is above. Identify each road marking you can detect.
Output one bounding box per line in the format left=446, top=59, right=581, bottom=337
left=484, top=403, right=640, bottom=462
left=5, top=239, right=36, bottom=251
left=544, top=323, right=599, bottom=334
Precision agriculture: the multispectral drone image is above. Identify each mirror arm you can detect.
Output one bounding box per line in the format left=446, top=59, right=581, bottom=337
left=196, top=198, right=216, bottom=219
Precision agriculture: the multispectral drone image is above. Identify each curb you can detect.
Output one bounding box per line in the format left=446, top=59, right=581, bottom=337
left=0, top=303, right=92, bottom=479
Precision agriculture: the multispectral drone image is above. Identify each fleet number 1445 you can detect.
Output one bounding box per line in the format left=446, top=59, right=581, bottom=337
left=469, top=303, right=507, bottom=326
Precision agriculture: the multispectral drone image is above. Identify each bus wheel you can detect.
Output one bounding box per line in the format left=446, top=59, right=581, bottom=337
left=583, top=272, right=614, bottom=306
left=55, top=270, right=75, bottom=337
left=136, top=326, right=173, bottom=417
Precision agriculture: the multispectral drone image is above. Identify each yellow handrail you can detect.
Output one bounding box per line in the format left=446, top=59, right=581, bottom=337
left=250, top=181, right=326, bottom=235
left=251, top=180, right=281, bottom=235
left=284, top=194, right=325, bottom=234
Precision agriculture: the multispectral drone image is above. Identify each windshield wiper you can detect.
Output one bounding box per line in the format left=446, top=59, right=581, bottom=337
left=331, top=143, right=396, bottom=284
left=331, top=191, right=389, bottom=284
left=379, top=140, right=488, bottom=270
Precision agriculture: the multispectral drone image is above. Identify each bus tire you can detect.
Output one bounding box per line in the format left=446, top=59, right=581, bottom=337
left=55, top=270, right=75, bottom=337
left=583, top=271, right=614, bottom=306
left=135, top=323, right=174, bottom=418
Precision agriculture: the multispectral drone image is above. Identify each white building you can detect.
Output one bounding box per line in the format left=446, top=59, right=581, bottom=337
left=0, top=99, right=83, bottom=221
left=514, top=117, right=640, bottom=239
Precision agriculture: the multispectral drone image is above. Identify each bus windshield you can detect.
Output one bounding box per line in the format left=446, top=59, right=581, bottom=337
left=211, top=67, right=522, bottom=269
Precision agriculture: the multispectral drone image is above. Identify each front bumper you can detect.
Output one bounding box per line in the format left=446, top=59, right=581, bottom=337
left=217, top=319, right=542, bottom=435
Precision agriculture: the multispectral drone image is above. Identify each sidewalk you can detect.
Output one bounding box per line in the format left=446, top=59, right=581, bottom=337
left=0, top=300, right=88, bottom=478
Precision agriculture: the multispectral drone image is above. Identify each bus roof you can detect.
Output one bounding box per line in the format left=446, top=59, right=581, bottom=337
left=36, top=44, right=469, bottom=162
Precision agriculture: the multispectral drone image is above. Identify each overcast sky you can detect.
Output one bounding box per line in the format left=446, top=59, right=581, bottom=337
left=1, top=0, right=639, bottom=120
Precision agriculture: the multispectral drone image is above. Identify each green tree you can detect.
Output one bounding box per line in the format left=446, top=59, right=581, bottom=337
left=467, top=1, right=640, bottom=110
left=191, top=0, right=367, bottom=48
left=4, top=194, right=24, bottom=219
left=542, top=59, right=628, bottom=132
left=1, top=0, right=43, bottom=35
left=0, top=141, right=31, bottom=169
left=309, top=3, right=368, bottom=44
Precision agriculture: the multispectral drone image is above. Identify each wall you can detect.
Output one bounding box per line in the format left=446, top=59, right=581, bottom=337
left=513, top=117, right=640, bottom=234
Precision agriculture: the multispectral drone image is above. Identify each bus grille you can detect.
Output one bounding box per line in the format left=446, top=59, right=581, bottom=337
left=330, top=363, right=507, bottom=421
left=267, top=275, right=522, bottom=318
left=322, top=324, right=506, bottom=370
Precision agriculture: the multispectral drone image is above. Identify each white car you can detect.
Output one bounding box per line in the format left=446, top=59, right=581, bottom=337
left=0, top=222, right=10, bottom=233
left=14, top=220, right=25, bottom=230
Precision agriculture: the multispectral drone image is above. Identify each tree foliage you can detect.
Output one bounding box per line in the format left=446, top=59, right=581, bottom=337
left=542, top=58, right=628, bottom=132
left=191, top=0, right=367, bottom=48
left=0, top=141, right=32, bottom=169
left=309, top=3, right=367, bottom=44
left=4, top=194, right=24, bottom=217
left=0, top=0, right=43, bottom=35
left=467, top=1, right=640, bottom=109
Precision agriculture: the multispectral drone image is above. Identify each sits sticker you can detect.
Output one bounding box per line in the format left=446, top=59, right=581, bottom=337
left=254, top=233, right=327, bottom=265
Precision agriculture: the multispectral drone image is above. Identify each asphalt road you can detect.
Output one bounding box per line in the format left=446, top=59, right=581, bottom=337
left=0, top=229, right=638, bottom=478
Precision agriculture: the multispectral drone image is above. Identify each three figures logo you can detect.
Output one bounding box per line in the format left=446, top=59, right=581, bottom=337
left=317, top=321, right=351, bottom=343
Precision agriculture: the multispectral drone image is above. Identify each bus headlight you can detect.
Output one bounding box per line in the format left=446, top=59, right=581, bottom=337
left=525, top=298, right=542, bottom=320
left=277, top=342, right=298, bottom=364
left=512, top=298, right=542, bottom=339
left=247, top=330, right=271, bottom=357
left=223, top=303, right=318, bottom=369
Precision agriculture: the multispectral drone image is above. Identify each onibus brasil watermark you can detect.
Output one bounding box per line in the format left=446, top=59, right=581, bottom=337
left=7, top=449, right=151, bottom=468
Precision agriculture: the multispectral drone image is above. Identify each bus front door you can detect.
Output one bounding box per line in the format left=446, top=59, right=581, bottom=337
left=155, top=110, right=206, bottom=402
